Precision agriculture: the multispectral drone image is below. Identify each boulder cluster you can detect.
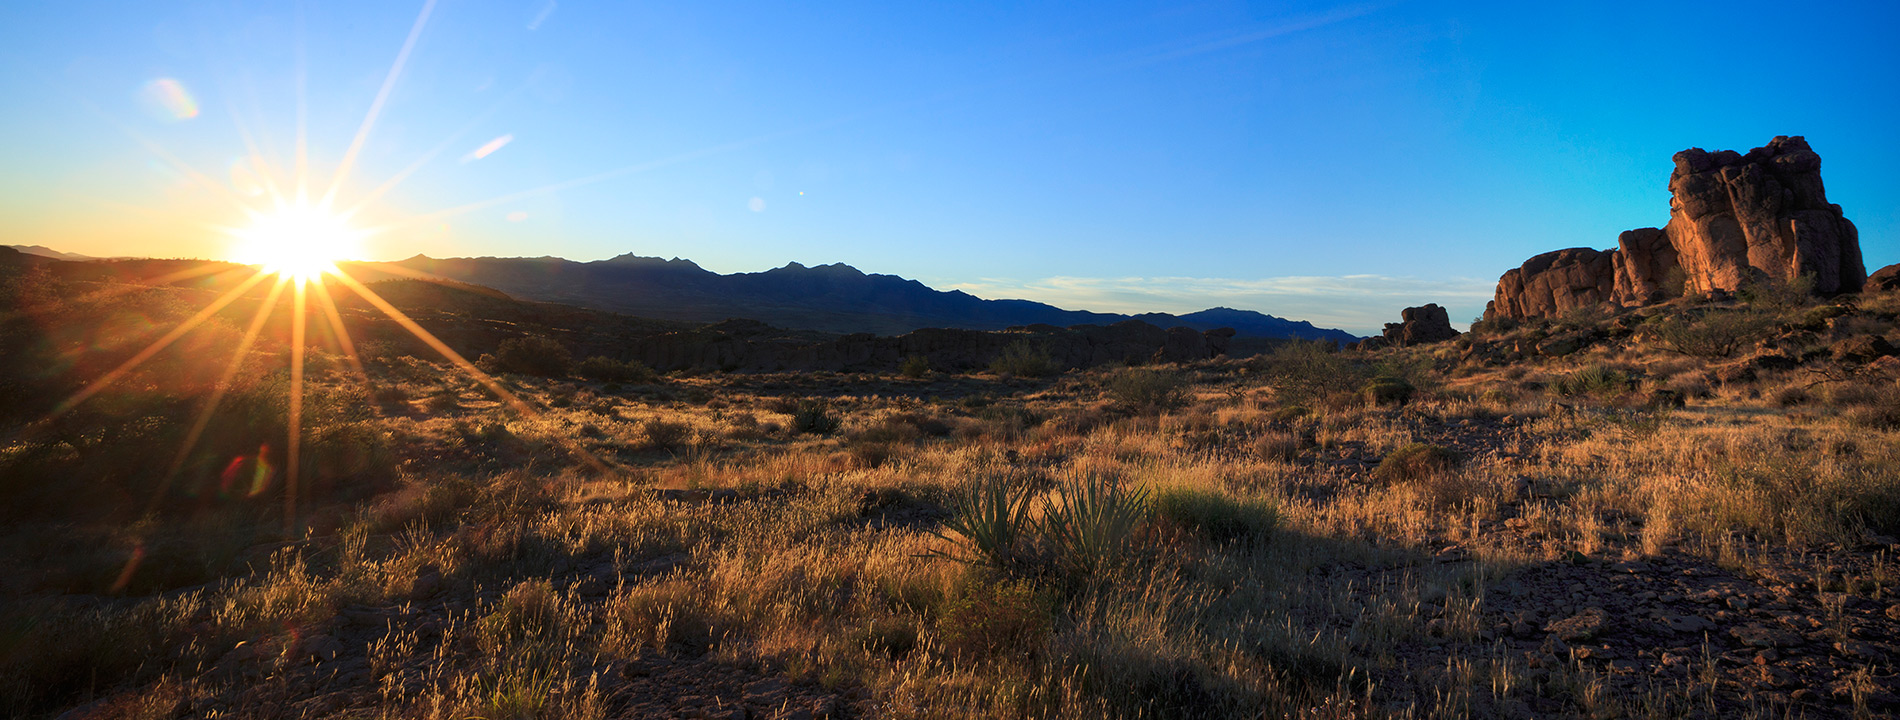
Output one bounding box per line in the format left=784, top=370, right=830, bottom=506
left=1352, top=304, right=1461, bottom=350
left=1485, top=137, right=1866, bottom=322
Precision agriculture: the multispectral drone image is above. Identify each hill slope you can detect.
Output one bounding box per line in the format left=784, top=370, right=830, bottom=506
left=382, top=254, right=1360, bottom=341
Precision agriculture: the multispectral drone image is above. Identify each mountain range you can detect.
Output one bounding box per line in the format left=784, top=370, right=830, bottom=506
left=6, top=245, right=96, bottom=262
left=368, top=253, right=1360, bottom=341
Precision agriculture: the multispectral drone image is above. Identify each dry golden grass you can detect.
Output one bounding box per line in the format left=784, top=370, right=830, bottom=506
left=5, top=291, right=1900, bottom=719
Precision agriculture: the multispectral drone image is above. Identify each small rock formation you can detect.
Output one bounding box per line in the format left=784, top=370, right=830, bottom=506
left=1380, top=303, right=1460, bottom=347
left=1486, top=136, right=1864, bottom=322
left=1868, top=264, right=1900, bottom=294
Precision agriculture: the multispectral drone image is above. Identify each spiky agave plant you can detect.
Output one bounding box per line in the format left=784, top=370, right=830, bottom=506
left=1040, top=474, right=1151, bottom=578
left=925, top=474, right=1037, bottom=573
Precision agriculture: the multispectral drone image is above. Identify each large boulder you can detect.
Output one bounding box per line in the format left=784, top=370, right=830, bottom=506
left=1485, top=248, right=1616, bottom=322
left=1381, top=303, right=1460, bottom=346
left=1665, top=136, right=1863, bottom=296
left=1485, top=137, right=1864, bottom=322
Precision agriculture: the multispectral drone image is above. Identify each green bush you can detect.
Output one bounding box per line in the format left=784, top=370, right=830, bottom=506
left=1738, top=273, right=1817, bottom=312
left=1105, top=367, right=1185, bottom=410
left=576, top=356, right=656, bottom=383
left=1646, top=310, right=1773, bottom=358
left=1372, top=443, right=1462, bottom=485
left=1362, top=376, right=1415, bottom=406
left=791, top=399, right=842, bottom=435
left=489, top=335, right=574, bottom=377
left=1153, top=487, right=1277, bottom=544
left=989, top=341, right=1059, bottom=377
left=899, top=355, right=930, bottom=378
left=1254, top=340, right=1368, bottom=404
left=641, top=419, right=692, bottom=450
left=1553, top=365, right=1636, bottom=398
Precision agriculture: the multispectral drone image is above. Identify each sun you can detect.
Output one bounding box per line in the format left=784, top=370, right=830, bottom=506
left=230, top=203, right=366, bottom=280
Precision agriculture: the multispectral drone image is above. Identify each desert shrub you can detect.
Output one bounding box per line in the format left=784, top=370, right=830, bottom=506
left=1371, top=443, right=1462, bottom=485
left=1844, top=403, right=1900, bottom=431
left=899, top=355, right=930, bottom=378
left=1040, top=475, right=1151, bottom=577
left=1646, top=310, right=1773, bottom=358
left=791, top=399, right=842, bottom=435
left=1252, top=430, right=1300, bottom=461
left=1255, top=340, right=1368, bottom=404
left=424, top=388, right=461, bottom=412
left=937, top=579, right=1050, bottom=663
left=642, top=419, right=692, bottom=450
left=1152, top=487, right=1277, bottom=544
left=848, top=440, right=902, bottom=469
left=885, top=411, right=953, bottom=437
left=372, top=385, right=410, bottom=405
left=1362, top=376, right=1415, bottom=406
left=577, top=356, right=656, bottom=384
left=1553, top=365, right=1636, bottom=398
left=990, top=341, right=1059, bottom=377
left=927, top=474, right=1037, bottom=573
left=1772, top=385, right=1813, bottom=407
left=1739, top=273, right=1817, bottom=312
left=488, top=335, right=573, bottom=377
left=1105, top=367, right=1185, bottom=410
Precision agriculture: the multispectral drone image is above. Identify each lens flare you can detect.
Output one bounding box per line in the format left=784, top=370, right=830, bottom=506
left=230, top=203, right=366, bottom=280
left=137, top=78, right=199, bottom=121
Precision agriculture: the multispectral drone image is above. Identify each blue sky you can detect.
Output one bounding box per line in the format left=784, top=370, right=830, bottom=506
left=1, top=0, right=1894, bottom=333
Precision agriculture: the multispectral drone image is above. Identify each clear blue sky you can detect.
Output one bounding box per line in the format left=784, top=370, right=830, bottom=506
left=2, top=1, right=1895, bottom=333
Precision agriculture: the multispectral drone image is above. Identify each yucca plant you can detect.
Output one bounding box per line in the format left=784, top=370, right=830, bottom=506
left=925, top=474, right=1037, bottom=572
left=1040, top=475, right=1151, bottom=578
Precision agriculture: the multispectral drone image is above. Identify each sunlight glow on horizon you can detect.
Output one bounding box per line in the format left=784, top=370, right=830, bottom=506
left=227, top=202, right=368, bottom=280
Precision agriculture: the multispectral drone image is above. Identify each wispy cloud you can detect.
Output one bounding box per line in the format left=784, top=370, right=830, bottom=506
left=941, top=274, right=1495, bottom=335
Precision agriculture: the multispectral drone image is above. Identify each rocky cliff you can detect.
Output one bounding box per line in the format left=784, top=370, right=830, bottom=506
left=1485, top=136, right=1863, bottom=322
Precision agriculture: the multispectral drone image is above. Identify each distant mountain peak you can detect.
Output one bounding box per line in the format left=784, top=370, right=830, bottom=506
left=600, top=254, right=706, bottom=271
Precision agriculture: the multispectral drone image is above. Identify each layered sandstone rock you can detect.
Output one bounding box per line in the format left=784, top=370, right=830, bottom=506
left=1485, top=136, right=1864, bottom=322
left=1381, top=304, right=1460, bottom=347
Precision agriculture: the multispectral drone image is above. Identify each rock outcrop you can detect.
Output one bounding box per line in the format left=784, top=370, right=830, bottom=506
left=1485, top=137, right=1864, bottom=322
left=1488, top=249, right=1617, bottom=321
left=1381, top=304, right=1460, bottom=347
left=1867, top=264, right=1900, bottom=294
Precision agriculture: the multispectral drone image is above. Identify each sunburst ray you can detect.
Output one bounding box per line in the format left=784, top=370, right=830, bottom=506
left=321, top=0, right=439, bottom=209
left=40, top=269, right=273, bottom=423
left=149, top=276, right=291, bottom=512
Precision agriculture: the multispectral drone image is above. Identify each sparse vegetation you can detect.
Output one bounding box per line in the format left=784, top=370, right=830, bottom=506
left=6, top=260, right=1900, bottom=720
left=487, top=334, right=575, bottom=376
left=989, top=340, right=1059, bottom=377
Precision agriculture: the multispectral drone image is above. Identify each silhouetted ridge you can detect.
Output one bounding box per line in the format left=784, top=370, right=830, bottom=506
left=385, top=253, right=1359, bottom=340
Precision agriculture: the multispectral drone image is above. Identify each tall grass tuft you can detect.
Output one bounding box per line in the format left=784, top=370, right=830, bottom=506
left=1041, top=475, right=1151, bottom=578
left=926, top=474, right=1038, bottom=573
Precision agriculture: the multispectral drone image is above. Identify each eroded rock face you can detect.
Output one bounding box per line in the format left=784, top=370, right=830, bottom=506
left=1381, top=303, right=1460, bottom=347
left=1612, top=227, right=1679, bottom=305
left=1665, top=136, right=1862, bottom=296
left=1485, top=248, right=1616, bottom=322
left=1485, top=137, right=1864, bottom=322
